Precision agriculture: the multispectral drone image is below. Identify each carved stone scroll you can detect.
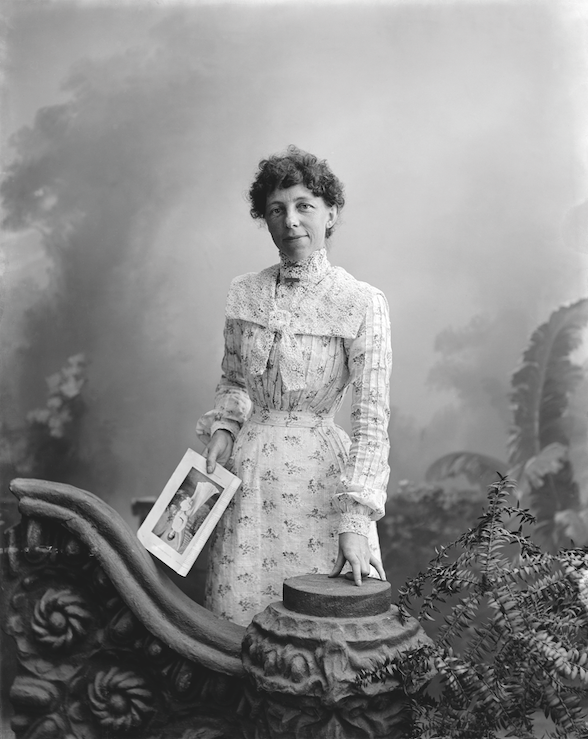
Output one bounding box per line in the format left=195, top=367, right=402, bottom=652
left=2, top=478, right=248, bottom=739
left=2, top=479, right=433, bottom=739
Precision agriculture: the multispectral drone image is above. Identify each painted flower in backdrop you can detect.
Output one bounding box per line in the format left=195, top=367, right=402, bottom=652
left=26, top=354, right=86, bottom=439
left=87, top=667, right=154, bottom=732
left=31, top=588, right=92, bottom=651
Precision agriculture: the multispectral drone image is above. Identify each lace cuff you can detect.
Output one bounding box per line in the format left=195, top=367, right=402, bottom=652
left=335, top=496, right=373, bottom=537
left=338, top=512, right=370, bottom=538
left=196, top=412, right=241, bottom=445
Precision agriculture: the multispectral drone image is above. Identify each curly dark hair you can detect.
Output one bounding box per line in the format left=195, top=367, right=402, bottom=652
left=248, top=145, right=345, bottom=239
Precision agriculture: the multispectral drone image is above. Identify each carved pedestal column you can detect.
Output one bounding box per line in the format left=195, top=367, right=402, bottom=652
left=242, top=574, right=432, bottom=739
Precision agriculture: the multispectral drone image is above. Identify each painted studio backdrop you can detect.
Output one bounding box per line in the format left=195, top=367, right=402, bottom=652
left=1, top=0, right=588, bottom=597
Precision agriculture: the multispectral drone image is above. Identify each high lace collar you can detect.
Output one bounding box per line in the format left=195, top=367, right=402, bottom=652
left=279, top=248, right=330, bottom=284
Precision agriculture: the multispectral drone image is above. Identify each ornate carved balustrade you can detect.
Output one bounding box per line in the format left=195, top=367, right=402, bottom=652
left=1, top=479, right=432, bottom=739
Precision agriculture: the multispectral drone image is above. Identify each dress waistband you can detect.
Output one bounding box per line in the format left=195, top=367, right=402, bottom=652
left=250, top=406, right=335, bottom=428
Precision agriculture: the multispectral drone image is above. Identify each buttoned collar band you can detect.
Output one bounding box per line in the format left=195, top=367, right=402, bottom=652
left=278, top=248, right=331, bottom=285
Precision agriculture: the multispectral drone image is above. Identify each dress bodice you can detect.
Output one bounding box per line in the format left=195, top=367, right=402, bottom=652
left=196, top=248, right=392, bottom=539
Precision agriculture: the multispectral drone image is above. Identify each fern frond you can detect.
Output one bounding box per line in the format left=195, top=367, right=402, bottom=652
left=437, top=593, right=481, bottom=647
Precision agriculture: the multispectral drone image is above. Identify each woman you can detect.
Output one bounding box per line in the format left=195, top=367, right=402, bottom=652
left=196, top=146, right=391, bottom=626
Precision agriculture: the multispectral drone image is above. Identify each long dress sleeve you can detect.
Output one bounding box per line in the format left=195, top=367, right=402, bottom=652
left=195, top=318, right=252, bottom=444
left=333, top=290, right=392, bottom=538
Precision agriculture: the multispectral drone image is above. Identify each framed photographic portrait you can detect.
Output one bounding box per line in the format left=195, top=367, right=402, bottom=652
left=137, top=449, right=241, bottom=576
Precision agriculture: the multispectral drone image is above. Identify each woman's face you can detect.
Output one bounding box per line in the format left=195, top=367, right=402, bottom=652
left=265, top=184, right=337, bottom=262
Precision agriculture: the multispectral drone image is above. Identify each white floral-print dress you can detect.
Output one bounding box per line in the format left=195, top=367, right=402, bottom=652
left=196, top=248, right=392, bottom=626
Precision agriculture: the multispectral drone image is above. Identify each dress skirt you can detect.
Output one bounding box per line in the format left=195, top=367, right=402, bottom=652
left=204, top=406, right=381, bottom=626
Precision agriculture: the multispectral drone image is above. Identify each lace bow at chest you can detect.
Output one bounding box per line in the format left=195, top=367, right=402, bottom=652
left=225, top=259, right=373, bottom=391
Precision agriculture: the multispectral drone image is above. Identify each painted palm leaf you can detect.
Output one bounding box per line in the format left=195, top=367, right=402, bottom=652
left=508, top=298, right=588, bottom=468
left=508, top=298, right=588, bottom=544
left=425, top=452, right=508, bottom=490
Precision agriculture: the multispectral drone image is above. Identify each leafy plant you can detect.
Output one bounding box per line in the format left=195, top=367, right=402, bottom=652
left=360, top=476, right=588, bottom=739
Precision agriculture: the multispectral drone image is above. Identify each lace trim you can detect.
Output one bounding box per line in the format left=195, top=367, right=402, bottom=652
left=279, top=248, right=330, bottom=283
left=225, top=255, right=378, bottom=391
left=338, top=512, right=370, bottom=537
left=225, top=260, right=373, bottom=336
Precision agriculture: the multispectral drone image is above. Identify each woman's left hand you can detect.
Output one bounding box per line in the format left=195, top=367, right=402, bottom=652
left=329, top=532, right=386, bottom=586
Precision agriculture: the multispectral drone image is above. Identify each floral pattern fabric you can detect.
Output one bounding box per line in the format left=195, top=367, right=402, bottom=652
left=196, top=248, right=392, bottom=626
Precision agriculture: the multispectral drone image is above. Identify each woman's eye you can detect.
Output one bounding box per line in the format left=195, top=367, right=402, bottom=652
left=298, top=203, right=312, bottom=211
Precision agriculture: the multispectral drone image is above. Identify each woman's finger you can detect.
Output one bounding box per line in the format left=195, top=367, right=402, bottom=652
left=329, top=550, right=345, bottom=578
left=370, top=556, right=387, bottom=582
left=206, top=445, right=218, bottom=474
left=343, top=551, right=365, bottom=587
left=202, top=444, right=216, bottom=474
left=350, top=557, right=364, bottom=587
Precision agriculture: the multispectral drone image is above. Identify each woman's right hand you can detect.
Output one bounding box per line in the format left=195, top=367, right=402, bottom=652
left=203, top=429, right=234, bottom=474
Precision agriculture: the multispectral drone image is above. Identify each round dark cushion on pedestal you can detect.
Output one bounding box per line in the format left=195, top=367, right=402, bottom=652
left=283, top=574, right=391, bottom=618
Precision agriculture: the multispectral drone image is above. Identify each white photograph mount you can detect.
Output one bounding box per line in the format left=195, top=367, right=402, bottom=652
left=137, top=449, right=241, bottom=576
